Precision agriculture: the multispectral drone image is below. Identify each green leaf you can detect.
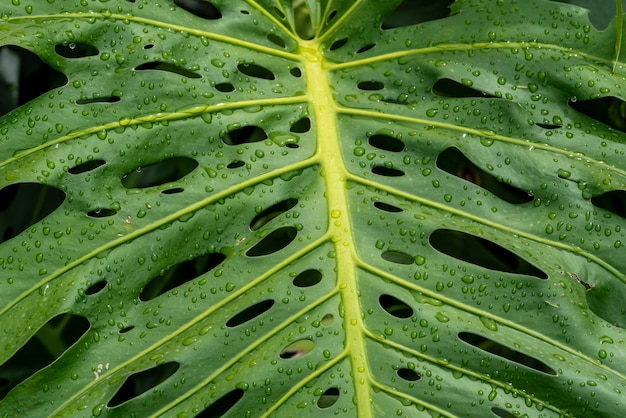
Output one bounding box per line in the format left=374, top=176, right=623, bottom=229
left=1, top=0, right=625, bottom=416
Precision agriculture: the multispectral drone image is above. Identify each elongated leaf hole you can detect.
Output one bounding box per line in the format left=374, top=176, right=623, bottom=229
left=356, top=44, right=376, bottom=53
left=374, top=201, right=403, bottom=212
left=535, top=122, right=562, bottom=130
left=397, top=368, right=420, bottom=381
left=215, top=82, right=235, bottom=92
left=321, top=314, right=334, bottom=325
left=279, top=339, right=315, bottom=359
left=459, top=332, right=557, bottom=375
left=491, top=407, right=514, bottom=417
left=368, top=134, right=405, bottom=152
left=358, top=81, right=384, bottom=91
left=87, top=208, right=117, bottom=218
left=591, top=190, right=626, bottom=218
left=569, top=96, right=626, bottom=133
left=54, top=43, right=99, bottom=58
left=68, top=160, right=106, bottom=174
left=224, top=125, right=268, bottom=145
left=429, top=229, right=547, bottom=279
left=290, top=117, right=311, bottom=133
left=290, top=67, right=302, bottom=77
left=174, top=0, right=222, bottom=19
left=143, top=44, right=155, bottom=49
left=76, top=96, right=120, bottom=105
left=0, top=46, right=68, bottom=116
left=119, top=325, right=135, bottom=333
left=197, top=389, right=245, bottom=418
left=381, top=250, right=414, bottom=265
left=121, top=157, right=198, bottom=189
left=371, top=166, right=405, bottom=177
left=379, top=294, right=413, bottom=318
left=135, top=62, right=202, bottom=79
left=140, top=252, right=226, bottom=301
left=317, top=387, right=339, bottom=408
left=0, top=183, right=65, bottom=244
left=293, top=269, right=322, bottom=287
left=246, top=227, right=298, bottom=257
left=433, top=78, right=495, bottom=98
left=0, top=313, right=90, bottom=400
left=107, top=362, right=180, bottom=407
left=161, top=187, right=185, bottom=195
left=273, top=6, right=286, bottom=19
left=250, top=199, right=299, bottom=231
left=85, top=280, right=107, bottom=295
left=326, top=10, right=338, bottom=24
left=329, top=37, right=348, bottom=51
left=237, top=63, right=275, bottom=80
left=437, top=148, right=534, bottom=204
left=226, top=300, right=275, bottom=327
left=383, top=0, right=453, bottom=29
left=267, top=33, right=286, bottom=48
left=227, top=160, right=245, bottom=169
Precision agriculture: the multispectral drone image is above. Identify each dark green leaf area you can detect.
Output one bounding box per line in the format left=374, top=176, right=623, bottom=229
left=0, top=313, right=89, bottom=400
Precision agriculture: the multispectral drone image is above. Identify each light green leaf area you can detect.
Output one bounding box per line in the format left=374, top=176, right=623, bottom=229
left=1, top=0, right=625, bottom=416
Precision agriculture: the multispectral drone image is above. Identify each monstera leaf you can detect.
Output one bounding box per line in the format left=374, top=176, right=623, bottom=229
left=1, top=0, right=626, bottom=416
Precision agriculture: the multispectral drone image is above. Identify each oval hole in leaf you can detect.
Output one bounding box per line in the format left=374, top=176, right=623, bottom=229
left=215, top=82, right=235, bottom=92
left=246, top=227, right=298, bottom=257
left=371, top=165, right=405, bottom=177
left=0, top=183, right=65, bottom=244
left=68, top=159, right=106, bottom=174
left=87, top=208, right=117, bottom=218
left=437, top=148, right=534, bottom=204
left=119, top=325, right=134, bottom=334
left=591, top=190, right=625, bottom=218
left=381, top=250, right=414, bottom=265
left=535, top=122, right=562, bottom=130
left=226, top=299, right=275, bottom=327
left=250, top=198, right=298, bottom=231
left=161, top=187, right=185, bottom=195
left=458, top=332, right=557, bottom=375
left=294, top=1, right=314, bottom=40
left=0, top=46, right=68, bottom=117
left=429, top=229, right=547, bottom=279
left=227, top=160, right=245, bottom=169
left=329, top=37, right=348, bottom=50
left=379, top=294, right=413, bottom=318
left=321, top=314, right=334, bottom=325
left=85, top=280, right=107, bottom=295
left=568, top=96, right=626, bottom=133
left=491, top=407, right=515, bottom=418
left=140, top=252, right=226, bottom=301
left=290, top=67, right=302, bottom=77
left=237, top=63, right=275, bottom=80
left=54, top=43, right=99, bottom=58
left=267, top=33, right=286, bottom=48
left=358, top=81, right=384, bottom=91
left=382, top=0, right=454, bottom=28
left=0, top=313, right=90, bottom=400
left=356, top=43, right=376, bottom=53
left=196, top=388, right=245, bottom=418
left=76, top=96, right=120, bottom=105
left=433, top=78, right=495, bottom=98
left=293, top=269, right=322, bottom=287
left=135, top=62, right=202, bottom=79
left=174, top=0, right=222, bottom=19
left=374, top=201, right=403, bottom=213
left=317, top=387, right=340, bottom=408
left=121, top=157, right=198, bottom=189
left=326, top=10, right=338, bottom=24
left=107, top=362, right=180, bottom=407
left=279, top=339, right=315, bottom=359
left=368, top=134, right=405, bottom=152
left=397, top=368, right=420, bottom=381
left=224, top=125, right=268, bottom=145
left=290, top=117, right=311, bottom=133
